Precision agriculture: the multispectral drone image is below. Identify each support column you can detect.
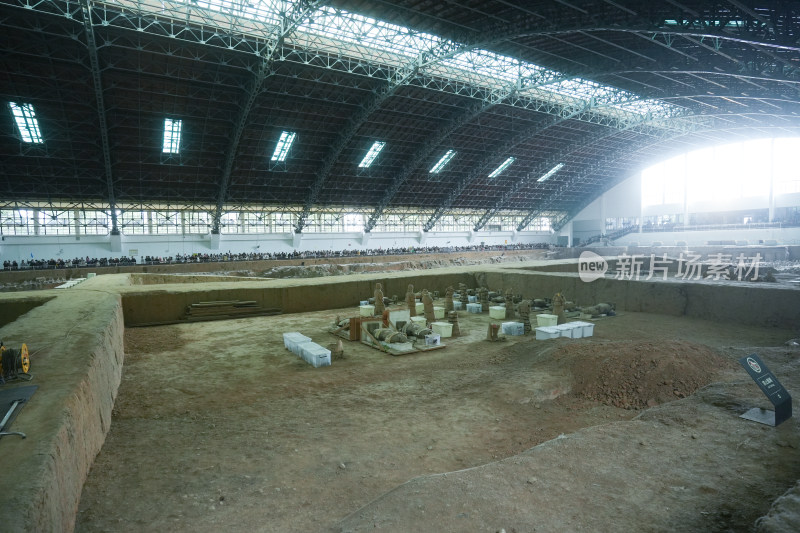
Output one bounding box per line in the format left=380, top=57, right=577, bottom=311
left=769, top=138, right=775, bottom=223
left=110, top=232, right=122, bottom=252
left=209, top=232, right=221, bottom=250
left=73, top=210, right=81, bottom=238
left=33, top=209, right=40, bottom=236
left=418, top=230, right=427, bottom=245
left=292, top=232, right=302, bottom=249
left=683, top=153, right=689, bottom=226
left=562, top=220, right=573, bottom=247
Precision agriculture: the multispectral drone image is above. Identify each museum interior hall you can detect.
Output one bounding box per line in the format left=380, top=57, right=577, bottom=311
left=1, top=1, right=800, bottom=532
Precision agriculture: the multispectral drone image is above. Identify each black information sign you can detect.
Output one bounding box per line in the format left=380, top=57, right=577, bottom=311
left=738, top=353, right=792, bottom=427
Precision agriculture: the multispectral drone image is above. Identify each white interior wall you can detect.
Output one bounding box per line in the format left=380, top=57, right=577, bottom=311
left=613, top=227, right=800, bottom=246
left=0, top=230, right=555, bottom=262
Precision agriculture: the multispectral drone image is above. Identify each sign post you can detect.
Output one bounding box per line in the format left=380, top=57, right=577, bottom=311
left=738, top=353, right=792, bottom=427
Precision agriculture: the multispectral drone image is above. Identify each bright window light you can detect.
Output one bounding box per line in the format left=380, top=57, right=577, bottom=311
left=358, top=141, right=385, bottom=168
left=537, top=163, right=564, bottom=182
left=162, top=118, right=182, bottom=154
left=429, top=150, right=456, bottom=174
left=169, top=1, right=682, bottom=120
left=9, top=102, right=43, bottom=143
left=271, top=130, right=296, bottom=162
left=488, top=157, right=515, bottom=178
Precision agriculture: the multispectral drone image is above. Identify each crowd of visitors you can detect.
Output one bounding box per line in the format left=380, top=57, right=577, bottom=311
left=2, top=242, right=554, bottom=271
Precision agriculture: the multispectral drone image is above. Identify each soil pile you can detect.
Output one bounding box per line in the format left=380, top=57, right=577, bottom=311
left=559, top=340, right=735, bottom=409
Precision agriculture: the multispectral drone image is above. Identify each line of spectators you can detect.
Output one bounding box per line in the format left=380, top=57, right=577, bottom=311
left=2, top=242, right=555, bottom=271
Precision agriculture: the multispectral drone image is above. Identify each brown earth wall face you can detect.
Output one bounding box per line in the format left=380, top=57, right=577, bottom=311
left=0, top=291, right=124, bottom=533
left=0, top=295, right=54, bottom=327
left=480, top=269, right=800, bottom=328
left=121, top=272, right=478, bottom=326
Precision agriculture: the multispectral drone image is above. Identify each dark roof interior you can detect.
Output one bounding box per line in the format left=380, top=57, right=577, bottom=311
left=1, top=0, right=799, bottom=233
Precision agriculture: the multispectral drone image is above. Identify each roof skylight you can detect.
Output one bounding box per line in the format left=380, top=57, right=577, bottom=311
left=271, top=130, right=296, bottom=162
left=537, top=163, right=564, bottom=182
left=156, top=1, right=683, bottom=120
left=9, top=102, right=43, bottom=144
left=162, top=118, right=182, bottom=154
left=488, top=157, right=515, bottom=178
left=429, top=150, right=456, bottom=174
left=358, top=141, right=385, bottom=168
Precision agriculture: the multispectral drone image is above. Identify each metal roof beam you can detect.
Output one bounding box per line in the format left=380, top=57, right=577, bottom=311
left=293, top=37, right=473, bottom=233
left=515, top=134, right=673, bottom=233
left=210, top=1, right=319, bottom=234
left=80, top=0, right=119, bottom=234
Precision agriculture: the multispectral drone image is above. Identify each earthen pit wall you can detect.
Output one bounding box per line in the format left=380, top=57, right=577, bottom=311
left=483, top=269, right=800, bottom=329
left=120, top=272, right=478, bottom=326
left=0, top=289, right=124, bottom=533
left=0, top=293, right=55, bottom=327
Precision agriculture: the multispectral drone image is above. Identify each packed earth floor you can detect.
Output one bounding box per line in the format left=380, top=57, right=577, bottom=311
left=75, top=307, right=800, bottom=532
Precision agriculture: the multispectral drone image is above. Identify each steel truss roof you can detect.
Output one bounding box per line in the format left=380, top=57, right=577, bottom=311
left=1, top=0, right=799, bottom=234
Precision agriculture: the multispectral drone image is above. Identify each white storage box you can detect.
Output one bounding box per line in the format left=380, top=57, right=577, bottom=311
left=300, top=342, right=332, bottom=368
left=424, top=333, right=441, bottom=346
left=468, top=295, right=477, bottom=303
left=556, top=324, right=578, bottom=338
left=360, top=300, right=369, bottom=306
left=489, top=306, right=506, bottom=319
left=283, top=332, right=311, bottom=352
left=571, top=321, right=595, bottom=337
left=87, top=272, right=96, bottom=278
left=415, top=302, right=424, bottom=314
left=501, top=322, right=524, bottom=336
left=537, top=314, right=558, bottom=327
left=535, top=326, right=560, bottom=340
left=389, top=309, right=410, bottom=327
left=466, top=303, right=482, bottom=313
left=434, top=306, right=445, bottom=319
left=453, top=300, right=463, bottom=310
left=567, top=323, right=583, bottom=338
left=431, top=322, right=453, bottom=338
left=359, top=304, right=375, bottom=317
left=410, top=316, right=427, bottom=325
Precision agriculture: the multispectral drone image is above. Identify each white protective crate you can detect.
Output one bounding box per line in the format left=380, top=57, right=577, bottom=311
left=431, top=322, right=453, bottom=338
left=501, top=322, right=524, bottom=336
left=571, top=321, right=595, bottom=337
left=300, top=342, right=332, bottom=368
left=567, top=322, right=584, bottom=338
left=424, top=333, right=441, bottom=346
left=468, top=295, right=478, bottom=303
left=489, top=306, right=506, bottom=319
left=388, top=309, right=410, bottom=327
left=466, top=303, right=482, bottom=313
left=283, top=332, right=311, bottom=352
left=433, top=306, right=445, bottom=319
left=535, top=326, right=560, bottom=340
left=415, top=302, right=424, bottom=314
left=453, top=300, right=463, bottom=310
left=359, top=304, right=375, bottom=317
left=410, top=316, right=427, bottom=325
left=556, top=324, right=579, bottom=338
left=537, top=314, right=558, bottom=327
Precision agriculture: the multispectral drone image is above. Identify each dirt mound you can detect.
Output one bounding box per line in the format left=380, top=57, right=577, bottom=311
left=558, top=340, right=735, bottom=410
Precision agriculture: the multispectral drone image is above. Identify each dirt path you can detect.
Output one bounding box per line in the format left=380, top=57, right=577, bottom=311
left=75, top=309, right=799, bottom=532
